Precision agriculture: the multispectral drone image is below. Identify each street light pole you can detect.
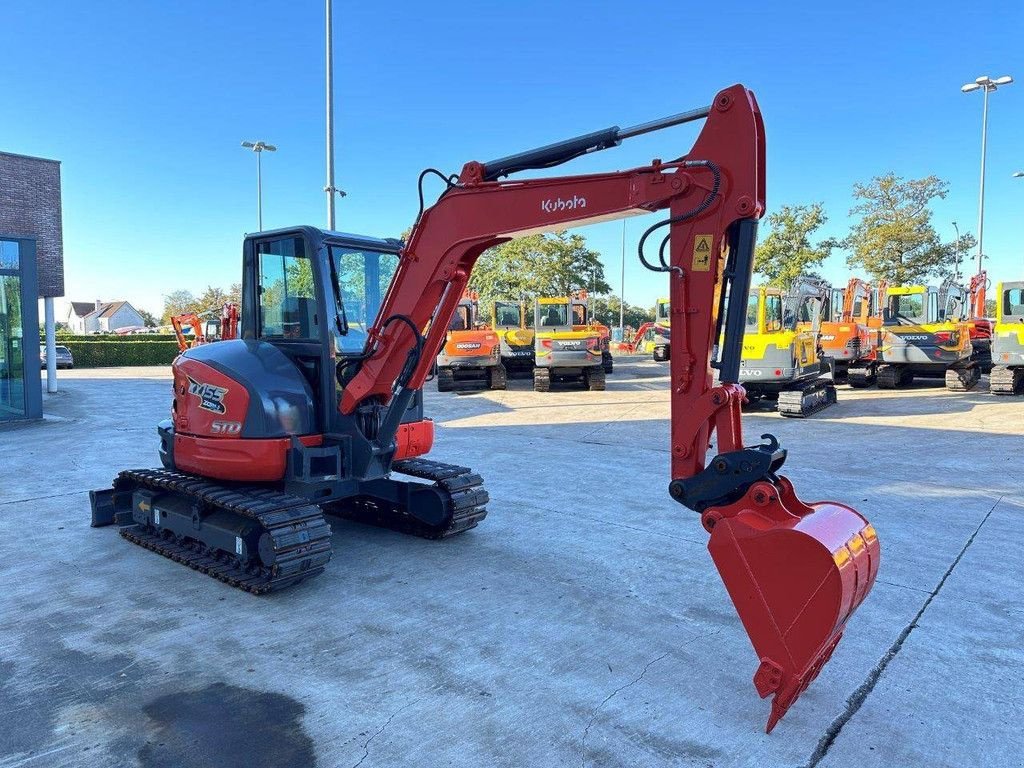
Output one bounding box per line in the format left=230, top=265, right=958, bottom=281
left=952, top=221, right=961, bottom=281
left=241, top=140, right=277, bottom=231
left=962, top=74, right=1013, bottom=276
left=324, top=0, right=346, bottom=229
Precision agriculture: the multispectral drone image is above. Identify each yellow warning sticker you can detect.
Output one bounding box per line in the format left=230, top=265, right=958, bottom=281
left=692, top=234, right=713, bottom=272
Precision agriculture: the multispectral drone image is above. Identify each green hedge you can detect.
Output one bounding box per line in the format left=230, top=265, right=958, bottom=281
left=60, top=340, right=181, bottom=367
left=49, top=333, right=179, bottom=342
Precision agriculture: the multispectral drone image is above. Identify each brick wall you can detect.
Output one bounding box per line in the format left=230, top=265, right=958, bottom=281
left=0, top=151, right=64, bottom=297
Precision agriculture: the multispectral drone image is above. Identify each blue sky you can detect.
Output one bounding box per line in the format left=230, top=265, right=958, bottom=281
left=3, top=1, right=1022, bottom=318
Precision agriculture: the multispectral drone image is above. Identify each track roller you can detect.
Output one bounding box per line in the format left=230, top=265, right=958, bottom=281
left=846, top=365, right=875, bottom=388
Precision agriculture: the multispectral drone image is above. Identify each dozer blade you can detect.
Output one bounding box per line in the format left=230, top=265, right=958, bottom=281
left=702, top=475, right=879, bottom=732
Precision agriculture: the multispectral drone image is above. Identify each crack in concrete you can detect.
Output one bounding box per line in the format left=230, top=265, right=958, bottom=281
left=351, top=698, right=420, bottom=768
left=804, top=495, right=1004, bottom=768
left=580, top=652, right=668, bottom=768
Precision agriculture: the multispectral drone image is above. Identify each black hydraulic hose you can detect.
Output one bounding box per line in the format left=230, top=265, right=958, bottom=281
left=414, top=168, right=459, bottom=227
left=637, top=160, right=721, bottom=275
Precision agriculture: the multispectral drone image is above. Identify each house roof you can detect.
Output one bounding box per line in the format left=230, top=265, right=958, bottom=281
left=69, top=300, right=135, bottom=319
left=70, top=302, right=98, bottom=318
left=99, top=301, right=128, bottom=318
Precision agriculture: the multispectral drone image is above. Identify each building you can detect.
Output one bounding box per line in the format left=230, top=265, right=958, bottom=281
left=0, top=151, right=64, bottom=421
left=67, top=300, right=145, bottom=334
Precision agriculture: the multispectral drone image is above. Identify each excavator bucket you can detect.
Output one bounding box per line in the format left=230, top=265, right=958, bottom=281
left=703, top=476, right=879, bottom=732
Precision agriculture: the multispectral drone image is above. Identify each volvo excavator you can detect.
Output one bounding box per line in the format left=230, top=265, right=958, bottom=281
left=89, top=85, right=878, bottom=732
left=990, top=280, right=1024, bottom=394
left=740, top=279, right=837, bottom=416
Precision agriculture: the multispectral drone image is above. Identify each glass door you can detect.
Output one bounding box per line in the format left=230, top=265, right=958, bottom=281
left=0, top=240, right=25, bottom=418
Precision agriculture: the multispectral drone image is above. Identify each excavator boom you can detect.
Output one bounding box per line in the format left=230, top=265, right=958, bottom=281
left=340, top=85, right=879, bottom=731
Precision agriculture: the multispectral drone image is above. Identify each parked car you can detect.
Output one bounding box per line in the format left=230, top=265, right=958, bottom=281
left=40, top=344, right=74, bottom=369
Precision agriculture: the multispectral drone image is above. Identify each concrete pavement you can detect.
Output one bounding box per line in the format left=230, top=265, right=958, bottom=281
left=1, top=359, right=1021, bottom=767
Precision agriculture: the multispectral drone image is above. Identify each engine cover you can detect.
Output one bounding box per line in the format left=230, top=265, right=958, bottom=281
left=172, top=340, right=316, bottom=439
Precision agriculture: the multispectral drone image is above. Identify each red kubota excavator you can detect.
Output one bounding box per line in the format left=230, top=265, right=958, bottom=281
left=90, top=85, right=878, bottom=732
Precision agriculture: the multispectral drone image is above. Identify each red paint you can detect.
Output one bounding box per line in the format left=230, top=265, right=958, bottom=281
left=172, top=358, right=250, bottom=438
left=174, top=433, right=323, bottom=482
left=394, top=419, right=434, bottom=460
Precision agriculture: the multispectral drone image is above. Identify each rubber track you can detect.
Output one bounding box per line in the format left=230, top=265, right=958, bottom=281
left=777, top=380, right=837, bottom=418
left=876, top=364, right=904, bottom=389
left=989, top=365, right=1024, bottom=395
left=945, top=364, right=980, bottom=392
left=112, top=469, right=332, bottom=595
left=846, top=365, right=875, bottom=388
left=534, top=368, right=551, bottom=392
left=335, top=458, right=489, bottom=539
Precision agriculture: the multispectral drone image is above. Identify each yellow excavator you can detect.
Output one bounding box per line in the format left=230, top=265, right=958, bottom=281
left=534, top=296, right=605, bottom=391
left=990, top=280, right=1024, bottom=395
left=876, top=279, right=977, bottom=391
left=739, top=279, right=836, bottom=417
left=491, top=299, right=536, bottom=377
left=632, top=297, right=671, bottom=358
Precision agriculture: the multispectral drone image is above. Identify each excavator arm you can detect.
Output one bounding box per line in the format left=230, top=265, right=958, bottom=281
left=342, top=85, right=879, bottom=731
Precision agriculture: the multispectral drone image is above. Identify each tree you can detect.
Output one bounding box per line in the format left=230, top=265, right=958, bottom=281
left=161, top=289, right=197, bottom=324
left=472, top=232, right=611, bottom=316
left=138, top=309, right=159, bottom=327
left=590, top=295, right=653, bottom=329
left=754, top=203, right=835, bottom=289
left=195, top=286, right=230, bottom=313
left=845, top=174, right=973, bottom=284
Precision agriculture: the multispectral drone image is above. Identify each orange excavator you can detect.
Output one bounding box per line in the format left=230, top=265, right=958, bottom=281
left=91, top=85, right=878, bottom=732
left=171, top=303, right=239, bottom=353
left=967, top=270, right=993, bottom=372
left=819, top=277, right=879, bottom=385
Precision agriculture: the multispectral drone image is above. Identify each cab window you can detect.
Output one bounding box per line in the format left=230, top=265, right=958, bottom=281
left=1004, top=288, right=1024, bottom=320
left=494, top=303, right=521, bottom=327
left=258, top=236, right=317, bottom=340
left=745, top=295, right=759, bottom=333
left=764, top=295, right=783, bottom=332
left=449, top=305, right=471, bottom=331
left=572, top=304, right=587, bottom=325
left=538, top=303, right=569, bottom=327
left=886, top=294, right=926, bottom=325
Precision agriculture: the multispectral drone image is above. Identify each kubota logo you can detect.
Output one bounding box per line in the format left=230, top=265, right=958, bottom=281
left=187, top=376, right=228, bottom=414
left=541, top=195, right=586, bottom=213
